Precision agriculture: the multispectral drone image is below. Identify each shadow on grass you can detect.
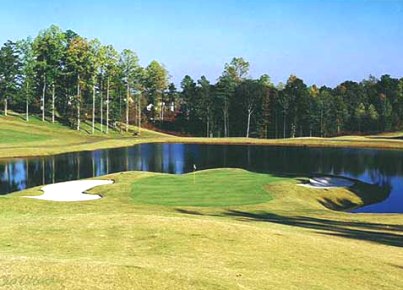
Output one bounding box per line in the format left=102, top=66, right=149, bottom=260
left=174, top=174, right=399, bottom=247
left=389, top=263, right=403, bottom=269
left=176, top=209, right=205, bottom=216
left=222, top=210, right=403, bottom=247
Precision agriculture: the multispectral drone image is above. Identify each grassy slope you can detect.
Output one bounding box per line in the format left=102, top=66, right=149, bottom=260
left=0, top=112, right=173, bottom=158
left=370, top=131, right=403, bottom=138
left=0, top=112, right=402, bottom=159
left=0, top=169, right=402, bottom=289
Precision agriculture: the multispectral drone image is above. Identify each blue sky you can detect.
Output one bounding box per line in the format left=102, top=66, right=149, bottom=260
left=0, top=0, right=402, bottom=87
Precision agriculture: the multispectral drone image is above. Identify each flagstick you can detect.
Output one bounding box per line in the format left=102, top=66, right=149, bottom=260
left=193, top=164, right=196, bottom=184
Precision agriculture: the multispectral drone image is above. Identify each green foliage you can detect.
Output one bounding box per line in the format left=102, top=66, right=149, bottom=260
left=0, top=41, right=20, bottom=108
left=166, top=82, right=178, bottom=104
left=15, top=38, right=35, bottom=110
left=33, top=25, right=66, bottom=85
left=144, top=60, right=169, bottom=105
left=119, top=49, right=141, bottom=89
left=66, top=37, right=92, bottom=79
left=174, top=70, right=402, bottom=137
left=222, top=57, right=250, bottom=83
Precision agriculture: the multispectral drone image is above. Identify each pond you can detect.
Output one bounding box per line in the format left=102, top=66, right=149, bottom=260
left=0, top=143, right=402, bottom=213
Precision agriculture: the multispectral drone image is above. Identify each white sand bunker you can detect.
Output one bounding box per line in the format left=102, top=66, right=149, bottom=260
left=25, top=180, right=113, bottom=202
left=299, top=176, right=354, bottom=189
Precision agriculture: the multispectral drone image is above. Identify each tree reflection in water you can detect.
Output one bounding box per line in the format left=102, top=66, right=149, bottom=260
left=0, top=144, right=402, bottom=213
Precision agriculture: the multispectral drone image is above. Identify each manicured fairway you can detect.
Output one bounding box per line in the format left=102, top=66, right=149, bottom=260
left=1, top=169, right=401, bottom=289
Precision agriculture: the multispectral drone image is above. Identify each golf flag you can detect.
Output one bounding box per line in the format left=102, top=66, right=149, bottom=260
left=193, top=164, right=196, bottom=184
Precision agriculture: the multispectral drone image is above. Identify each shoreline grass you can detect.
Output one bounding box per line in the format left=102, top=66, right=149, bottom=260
left=0, top=113, right=402, bottom=159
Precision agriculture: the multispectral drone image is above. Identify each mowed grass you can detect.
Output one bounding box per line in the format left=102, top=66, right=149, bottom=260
left=0, top=112, right=402, bottom=288
left=0, top=112, right=173, bottom=158
left=0, top=169, right=402, bottom=289
left=132, top=169, right=281, bottom=206
left=0, top=129, right=49, bottom=143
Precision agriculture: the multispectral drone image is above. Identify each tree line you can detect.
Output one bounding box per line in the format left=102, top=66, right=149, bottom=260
left=173, top=58, right=402, bottom=138
left=0, top=25, right=169, bottom=134
left=0, top=25, right=402, bottom=138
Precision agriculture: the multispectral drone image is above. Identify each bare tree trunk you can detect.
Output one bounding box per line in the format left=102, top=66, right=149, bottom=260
left=211, top=115, right=214, bottom=137
left=207, top=108, right=210, bottom=138
left=227, top=115, right=230, bottom=136
left=223, top=109, right=227, bottom=138
left=26, top=81, right=29, bottom=121
left=206, top=120, right=209, bottom=137
left=138, top=94, right=141, bottom=135
left=92, top=84, right=96, bottom=134
left=274, top=110, right=278, bottom=139
left=106, top=77, right=110, bottom=134
left=291, top=123, right=296, bottom=138
left=51, top=84, right=55, bottom=123
left=77, top=75, right=80, bottom=131
left=223, top=98, right=229, bottom=138
left=160, top=97, right=162, bottom=122
left=320, top=107, right=323, bottom=137
left=42, top=77, right=46, bottom=121
left=223, top=97, right=229, bottom=137
left=126, top=83, right=129, bottom=132
left=26, top=97, right=29, bottom=121
left=161, top=101, right=164, bottom=122
left=100, top=79, right=103, bottom=133
left=246, top=108, right=252, bottom=138
left=283, top=112, right=286, bottom=138
left=4, top=97, right=7, bottom=116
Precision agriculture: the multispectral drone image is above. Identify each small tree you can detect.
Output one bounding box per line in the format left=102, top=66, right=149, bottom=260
left=355, top=103, right=366, bottom=132
left=144, top=60, right=169, bottom=122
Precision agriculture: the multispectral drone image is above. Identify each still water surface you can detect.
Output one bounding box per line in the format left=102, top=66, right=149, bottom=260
left=0, top=143, right=402, bottom=213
